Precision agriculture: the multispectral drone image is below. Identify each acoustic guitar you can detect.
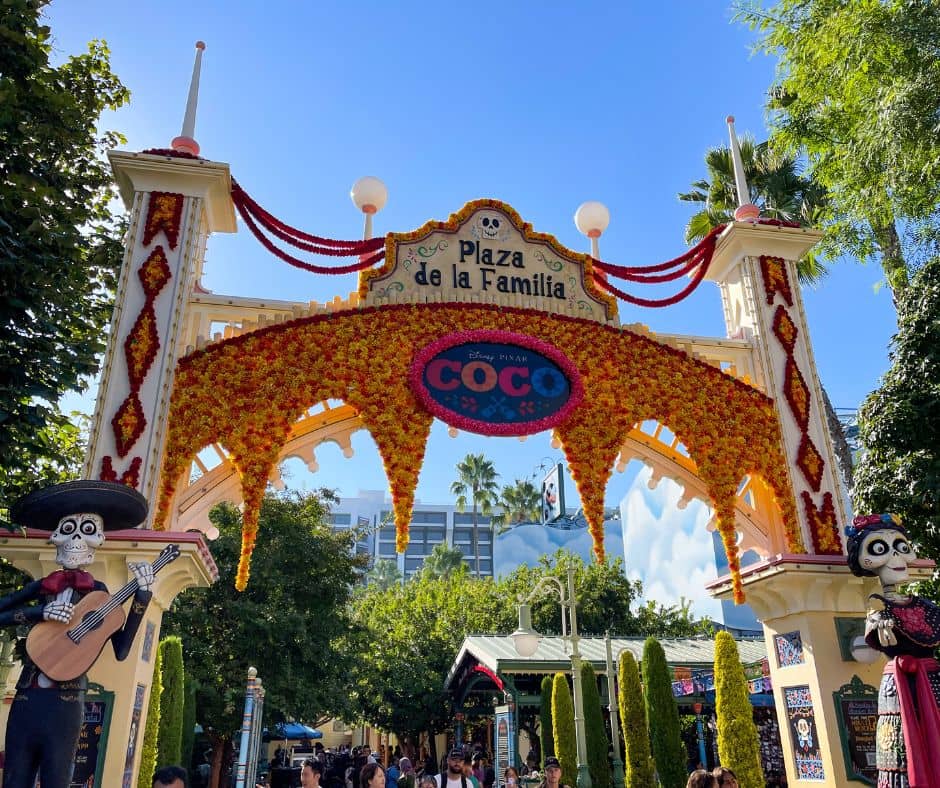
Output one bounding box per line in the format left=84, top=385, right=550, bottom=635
left=26, top=544, right=181, bottom=681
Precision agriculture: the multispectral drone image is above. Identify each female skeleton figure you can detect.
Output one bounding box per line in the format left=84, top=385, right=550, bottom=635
left=846, top=513, right=940, bottom=788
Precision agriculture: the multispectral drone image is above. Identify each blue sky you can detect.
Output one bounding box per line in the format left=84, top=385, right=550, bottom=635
left=48, top=2, right=897, bottom=613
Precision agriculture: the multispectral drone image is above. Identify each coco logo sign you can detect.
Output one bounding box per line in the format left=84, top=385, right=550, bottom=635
left=409, top=330, right=583, bottom=436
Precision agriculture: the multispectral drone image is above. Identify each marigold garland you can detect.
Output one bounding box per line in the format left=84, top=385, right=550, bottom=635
left=143, top=192, right=185, bottom=250
left=801, top=491, right=843, bottom=554
left=155, top=303, right=803, bottom=599
left=758, top=256, right=793, bottom=307
left=99, top=456, right=142, bottom=488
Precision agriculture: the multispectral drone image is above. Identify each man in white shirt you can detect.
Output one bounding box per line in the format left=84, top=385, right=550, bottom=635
left=436, top=748, right=470, bottom=788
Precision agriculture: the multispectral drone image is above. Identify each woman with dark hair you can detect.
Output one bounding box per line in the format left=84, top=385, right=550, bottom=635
left=846, top=513, right=940, bottom=788
left=361, top=763, right=386, bottom=788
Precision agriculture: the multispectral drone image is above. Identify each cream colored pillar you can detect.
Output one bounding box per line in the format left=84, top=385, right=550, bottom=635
left=705, top=222, right=849, bottom=554
left=710, top=555, right=933, bottom=786
left=83, top=150, right=236, bottom=514
left=0, top=529, right=217, bottom=786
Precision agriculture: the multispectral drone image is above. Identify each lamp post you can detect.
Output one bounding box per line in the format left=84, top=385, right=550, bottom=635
left=350, top=176, right=388, bottom=240
left=604, top=633, right=625, bottom=788
left=511, top=565, right=592, bottom=788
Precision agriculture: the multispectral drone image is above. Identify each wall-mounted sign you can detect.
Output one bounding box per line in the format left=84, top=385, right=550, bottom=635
left=784, top=685, right=825, bottom=781
left=410, top=330, right=583, bottom=436
left=70, top=684, right=115, bottom=788
left=832, top=675, right=878, bottom=785
left=360, top=199, right=618, bottom=324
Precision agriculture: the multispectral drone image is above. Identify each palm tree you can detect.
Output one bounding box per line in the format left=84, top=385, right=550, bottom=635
left=678, top=136, right=829, bottom=285
left=491, top=478, right=541, bottom=534
left=451, top=453, right=500, bottom=578
left=366, top=559, right=402, bottom=591
left=421, top=543, right=466, bottom=579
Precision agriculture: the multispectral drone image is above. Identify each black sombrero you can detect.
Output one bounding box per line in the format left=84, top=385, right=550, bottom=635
left=10, top=480, right=149, bottom=532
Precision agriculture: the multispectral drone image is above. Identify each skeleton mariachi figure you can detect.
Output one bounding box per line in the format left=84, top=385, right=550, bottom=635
left=0, top=480, right=155, bottom=788
left=846, top=513, right=940, bottom=788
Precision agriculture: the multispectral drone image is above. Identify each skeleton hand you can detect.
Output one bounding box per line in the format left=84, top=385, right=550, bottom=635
left=867, top=609, right=897, bottom=647
left=42, top=600, right=74, bottom=623
left=129, top=561, right=155, bottom=592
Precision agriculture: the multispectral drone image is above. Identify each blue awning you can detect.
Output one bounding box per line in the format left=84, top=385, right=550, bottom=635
left=264, top=722, right=323, bottom=740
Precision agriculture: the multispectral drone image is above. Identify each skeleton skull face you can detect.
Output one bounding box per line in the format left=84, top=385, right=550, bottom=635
left=471, top=212, right=510, bottom=242
left=49, top=513, right=105, bottom=569
left=859, top=527, right=915, bottom=586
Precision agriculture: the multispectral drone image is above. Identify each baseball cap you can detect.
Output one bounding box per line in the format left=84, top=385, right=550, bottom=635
left=448, top=747, right=464, bottom=759
left=544, top=758, right=561, bottom=769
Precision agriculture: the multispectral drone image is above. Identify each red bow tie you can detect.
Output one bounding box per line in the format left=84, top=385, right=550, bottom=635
left=40, top=569, right=95, bottom=595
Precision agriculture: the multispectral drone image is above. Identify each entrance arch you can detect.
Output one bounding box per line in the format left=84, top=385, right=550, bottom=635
left=154, top=298, right=802, bottom=596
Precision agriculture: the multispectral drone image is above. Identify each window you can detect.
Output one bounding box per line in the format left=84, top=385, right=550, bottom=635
left=412, top=511, right=447, bottom=524
left=379, top=543, right=397, bottom=557
left=454, top=513, right=491, bottom=525
left=329, top=513, right=352, bottom=526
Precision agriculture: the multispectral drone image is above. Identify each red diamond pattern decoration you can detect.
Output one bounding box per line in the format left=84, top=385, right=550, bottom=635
left=783, top=357, right=811, bottom=431
left=796, top=433, right=824, bottom=492
left=772, top=306, right=798, bottom=354
left=111, top=392, right=146, bottom=458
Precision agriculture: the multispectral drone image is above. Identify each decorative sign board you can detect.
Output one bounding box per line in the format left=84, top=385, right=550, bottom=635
left=494, top=704, right=515, bottom=787
left=70, top=685, right=115, bottom=788
left=360, top=199, right=618, bottom=324
left=832, top=675, right=878, bottom=785
left=409, top=330, right=583, bottom=436
left=784, top=685, right=825, bottom=781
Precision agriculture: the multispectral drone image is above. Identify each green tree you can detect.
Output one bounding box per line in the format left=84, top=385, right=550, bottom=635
left=366, top=558, right=403, bottom=591
left=539, top=675, right=555, bottom=765
left=0, top=1, right=129, bottom=508
left=491, top=479, right=541, bottom=533
left=421, top=542, right=466, bottom=579
left=348, top=563, right=510, bottom=749
left=678, top=136, right=828, bottom=283
left=138, top=646, right=163, bottom=788
left=181, top=676, right=197, bottom=773
left=580, top=662, right=611, bottom=788
left=853, top=255, right=940, bottom=558
left=157, top=636, right=185, bottom=768
left=617, top=651, right=654, bottom=788
left=713, top=632, right=763, bottom=788
left=551, top=673, right=577, bottom=788
left=451, top=453, right=500, bottom=577
left=641, top=638, right=685, bottom=788
left=739, top=0, right=940, bottom=296
left=163, top=491, right=367, bottom=784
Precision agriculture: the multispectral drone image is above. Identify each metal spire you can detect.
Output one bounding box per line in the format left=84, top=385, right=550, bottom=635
left=726, top=115, right=760, bottom=221
left=171, top=41, right=206, bottom=156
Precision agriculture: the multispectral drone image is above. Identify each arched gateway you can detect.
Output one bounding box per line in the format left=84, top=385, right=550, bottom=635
left=2, top=81, right=928, bottom=786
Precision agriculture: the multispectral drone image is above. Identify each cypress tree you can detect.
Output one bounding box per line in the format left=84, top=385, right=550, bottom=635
left=157, top=636, right=185, bottom=768
left=618, top=651, right=655, bottom=788
left=540, top=674, right=556, bottom=765
left=552, top=672, right=577, bottom=788
left=181, top=675, right=197, bottom=771
left=137, top=646, right=163, bottom=788
left=580, top=662, right=611, bottom=788
left=641, top=638, right=686, bottom=788
left=714, top=632, right=763, bottom=788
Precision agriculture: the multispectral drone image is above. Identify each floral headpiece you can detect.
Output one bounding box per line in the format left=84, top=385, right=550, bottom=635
left=845, top=512, right=903, bottom=540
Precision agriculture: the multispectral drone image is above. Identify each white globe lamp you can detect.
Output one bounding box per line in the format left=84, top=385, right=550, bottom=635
left=350, top=176, right=388, bottom=239
left=574, top=201, right=610, bottom=259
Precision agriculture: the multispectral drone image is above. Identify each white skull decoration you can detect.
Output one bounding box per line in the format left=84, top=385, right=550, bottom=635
left=471, top=212, right=510, bottom=242
left=49, top=513, right=105, bottom=569
left=859, top=527, right=916, bottom=587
